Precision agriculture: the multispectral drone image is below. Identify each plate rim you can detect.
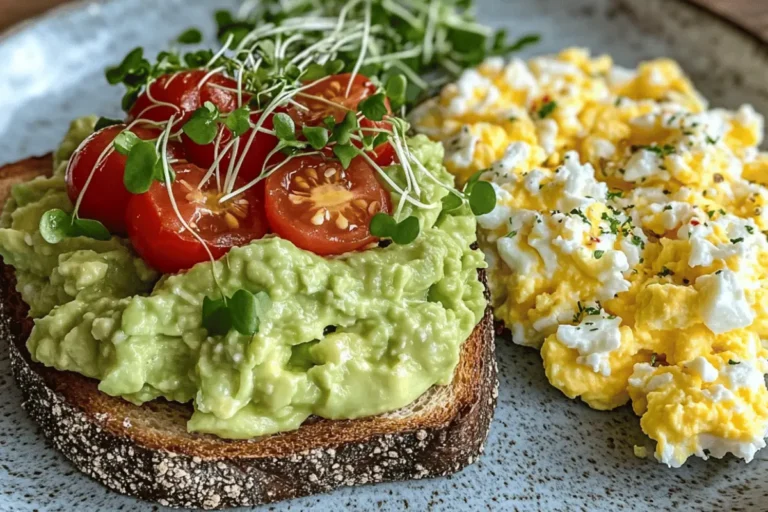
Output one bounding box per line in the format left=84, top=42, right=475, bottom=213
left=1, top=0, right=766, bottom=50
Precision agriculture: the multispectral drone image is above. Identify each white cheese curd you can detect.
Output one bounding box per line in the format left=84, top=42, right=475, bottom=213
left=477, top=183, right=513, bottom=231
left=590, top=138, right=616, bottom=159
left=648, top=201, right=695, bottom=231
left=444, top=126, right=478, bottom=169
left=484, top=141, right=530, bottom=184
left=594, top=250, right=631, bottom=299
left=536, top=118, right=559, bottom=156
left=695, top=269, right=755, bottom=334
left=607, top=65, right=636, bottom=87
left=555, top=315, right=622, bottom=376
left=528, top=215, right=558, bottom=277
left=555, top=151, right=608, bottom=211
left=623, top=148, right=663, bottom=182
left=447, top=69, right=498, bottom=116
left=552, top=214, right=591, bottom=255
left=503, top=58, right=539, bottom=103
left=702, top=384, right=737, bottom=403
left=684, top=357, right=719, bottom=383
left=619, top=227, right=647, bottom=268
left=523, top=169, right=547, bottom=194
left=690, top=429, right=768, bottom=466
left=497, top=230, right=538, bottom=275
left=721, top=360, right=768, bottom=392
left=629, top=363, right=675, bottom=393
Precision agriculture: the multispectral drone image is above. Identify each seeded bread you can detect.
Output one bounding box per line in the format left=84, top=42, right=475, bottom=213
left=0, top=155, right=498, bottom=510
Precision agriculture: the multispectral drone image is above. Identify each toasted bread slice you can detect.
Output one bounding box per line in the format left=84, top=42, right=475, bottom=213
left=0, top=156, right=498, bottom=510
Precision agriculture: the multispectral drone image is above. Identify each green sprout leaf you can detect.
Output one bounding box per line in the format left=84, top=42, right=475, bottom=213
left=124, top=141, right=160, bottom=194
left=273, top=112, right=296, bottom=141
left=325, top=59, right=345, bottom=75
left=72, top=217, right=111, bottom=241
left=183, top=102, right=220, bottom=145
left=39, top=209, right=74, bottom=244
left=105, top=47, right=148, bottom=85
left=332, top=111, right=359, bottom=145
left=369, top=213, right=420, bottom=245
left=359, top=93, right=388, bottom=122
left=302, top=64, right=327, bottom=82
left=385, top=74, right=407, bottom=110
left=224, top=106, right=252, bottom=138
left=177, top=28, right=203, bottom=45
left=202, top=296, right=232, bottom=336
left=333, top=144, right=359, bottom=169
left=302, top=126, right=329, bottom=150
left=369, top=212, right=397, bottom=238
left=202, top=290, right=272, bottom=337
left=39, top=209, right=110, bottom=244
left=229, top=289, right=260, bottom=336
left=392, top=216, right=420, bottom=244
left=441, top=192, right=464, bottom=212
left=94, top=117, right=123, bottom=132
left=468, top=180, right=496, bottom=216
left=113, top=130, right=142, bottom=156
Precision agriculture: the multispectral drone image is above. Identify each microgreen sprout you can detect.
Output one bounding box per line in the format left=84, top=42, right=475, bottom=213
left=39, top=209, right=111, bottom=244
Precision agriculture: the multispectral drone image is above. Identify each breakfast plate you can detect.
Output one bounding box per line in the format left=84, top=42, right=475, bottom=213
left=1, top=0, right=767, bottom=510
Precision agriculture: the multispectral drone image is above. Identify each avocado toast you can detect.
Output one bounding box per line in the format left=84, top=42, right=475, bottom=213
left=0, top=0, right=538, bottom=507
left=0, top=157, right=495, bottom=509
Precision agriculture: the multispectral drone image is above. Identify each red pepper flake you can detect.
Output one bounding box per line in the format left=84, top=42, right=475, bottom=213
left=590, top=236, right=601, bottom=244
left=691, top=219, right=700, bottom=226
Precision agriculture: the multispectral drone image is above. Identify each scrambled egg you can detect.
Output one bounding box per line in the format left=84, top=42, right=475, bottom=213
left=413, top=48, right=768, bottom=468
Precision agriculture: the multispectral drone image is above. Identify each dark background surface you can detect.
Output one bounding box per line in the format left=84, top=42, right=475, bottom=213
left=1, top=0, right=767, bottom=40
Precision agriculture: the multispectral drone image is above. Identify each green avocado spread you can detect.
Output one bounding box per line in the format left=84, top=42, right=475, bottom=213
left=0, top=117, right=486, bottom=439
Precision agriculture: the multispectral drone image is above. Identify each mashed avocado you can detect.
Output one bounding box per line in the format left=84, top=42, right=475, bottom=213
left=0, top=119, right=486, bottom=439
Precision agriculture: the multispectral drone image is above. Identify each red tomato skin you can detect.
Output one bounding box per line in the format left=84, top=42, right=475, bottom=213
left=127, top=70, right=241, bottom=124
left=125, top=163, right=268, bottom=274
left=289, top=73, right=396, bottom=166
left=264, top=155, right=392, bottom=256
left=181, top=113, right=283, bottom=183
left=65, top=124, right=183, bottom=234
left=125, top=192, right=221, bottom=274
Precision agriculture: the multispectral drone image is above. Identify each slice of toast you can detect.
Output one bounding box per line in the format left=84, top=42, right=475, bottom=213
left=0, top=156, right=498, bottom=510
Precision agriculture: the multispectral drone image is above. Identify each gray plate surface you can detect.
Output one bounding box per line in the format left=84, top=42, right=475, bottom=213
left=0, top=0, right=767, bottom=510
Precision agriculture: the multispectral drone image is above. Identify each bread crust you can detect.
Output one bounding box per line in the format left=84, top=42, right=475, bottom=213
left=0, top=156, right=498, bottom=509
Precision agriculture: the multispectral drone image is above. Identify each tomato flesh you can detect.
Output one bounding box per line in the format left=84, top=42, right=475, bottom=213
left=182, top=112, right=283, bottom=184
left=125, top=162, right=268, bottom=274
left=265, top=154, right=391, bottom=255
left=128, top=70, right=242, bottom=124
left=287, top=73, right=396, bottom=166
left=65, top=124, right=184, bottom=234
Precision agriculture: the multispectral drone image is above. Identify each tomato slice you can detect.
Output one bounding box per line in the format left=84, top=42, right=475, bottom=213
left=126, top=162, right=268, bottom=274
left=182, top=112, right=283, bottom=184
left=66, top=124, right=184, bottom=234
left=286, top=73, right=396, bottom=166
left=264, top=154, right=392, bottom=255
left=128, top=70, right=243, bottom=124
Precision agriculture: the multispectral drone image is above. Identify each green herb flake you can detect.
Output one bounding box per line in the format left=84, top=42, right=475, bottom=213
left=537, top=100, right=557, bottom=119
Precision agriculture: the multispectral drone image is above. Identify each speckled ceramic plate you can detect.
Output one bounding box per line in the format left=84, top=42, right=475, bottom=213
left=1, top=1, right=767, bottom=510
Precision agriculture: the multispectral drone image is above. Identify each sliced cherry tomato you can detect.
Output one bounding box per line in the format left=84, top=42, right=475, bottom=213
left=66, top=124, right=184, bottom=234
left=128, top=70, right=243, bottom=124
left=264, top=154, right=392, bottom=255
left=286, top=73, right=396, bottom=166
left=126, top=162, right=268, bottom=274
left=182, top=112, right=283, bottom=184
